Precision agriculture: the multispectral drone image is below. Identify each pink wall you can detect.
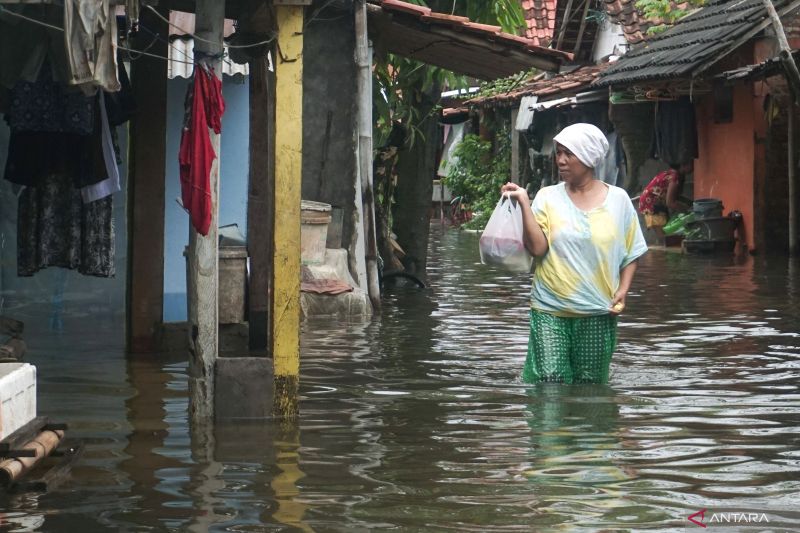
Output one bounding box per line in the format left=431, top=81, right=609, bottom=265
left=694, top=83, right=756, bottom=251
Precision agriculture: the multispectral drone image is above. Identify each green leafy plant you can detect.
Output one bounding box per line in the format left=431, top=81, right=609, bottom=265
left=444, top=128, right=512, bottom=229
left=372, top=0, right=527, bottom=148
left=635, top=0, right=706, bottom=34
left=473, top=68, right=538, bottom=100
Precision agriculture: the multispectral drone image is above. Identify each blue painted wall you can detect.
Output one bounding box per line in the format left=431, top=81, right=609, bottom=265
left=163, top=76, right=250, bottom=322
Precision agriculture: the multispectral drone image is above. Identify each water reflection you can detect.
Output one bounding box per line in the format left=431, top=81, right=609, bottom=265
left=4, top=226, right=800, bottom=531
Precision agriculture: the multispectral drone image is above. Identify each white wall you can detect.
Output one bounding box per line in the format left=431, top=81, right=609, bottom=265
left=593, top=20, right=629, bottom=63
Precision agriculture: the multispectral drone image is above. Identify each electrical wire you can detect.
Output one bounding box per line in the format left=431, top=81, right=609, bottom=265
left=138, top=22, right=238, bottom=69
left=142, top=3, right=276, bottom=49
left=118, top=44, right=194, bottom=66
left=0, top=5, right=239, bottom=69
left=0, top=5, right=65, bottom=32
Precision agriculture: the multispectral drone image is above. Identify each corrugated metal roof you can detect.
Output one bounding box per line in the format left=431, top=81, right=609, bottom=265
left=165, top=11, right=249, bottom=79
left=716, top=48, right=800, bottom=81
left=366, top=0, right=572, bottom=78
left=594, top=0, right=800, bottom=87
left=167, top=39, right=250, bottom=79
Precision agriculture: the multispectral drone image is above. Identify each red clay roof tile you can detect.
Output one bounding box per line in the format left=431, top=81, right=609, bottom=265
left=382, top=0, right=431, bottom=16
left=464, top=63, right=611, bottom=107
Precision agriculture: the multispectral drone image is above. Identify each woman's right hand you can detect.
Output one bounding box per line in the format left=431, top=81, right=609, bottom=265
left=501, top=182, right=530, bottom=204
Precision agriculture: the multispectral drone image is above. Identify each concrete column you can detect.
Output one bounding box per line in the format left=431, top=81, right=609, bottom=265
left=272, top=6, right=304, bottom=420
left=187, top=0, right=224, bottom=423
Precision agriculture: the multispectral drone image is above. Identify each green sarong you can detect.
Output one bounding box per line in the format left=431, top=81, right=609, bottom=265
left=523, top=309, right=617, bottom=384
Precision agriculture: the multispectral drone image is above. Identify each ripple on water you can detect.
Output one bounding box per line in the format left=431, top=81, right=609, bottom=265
left=10, top=226, right=800, bottom=531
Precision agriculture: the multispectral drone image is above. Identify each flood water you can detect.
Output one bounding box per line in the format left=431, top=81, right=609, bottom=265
left=2, top=226, right=800, bottom=531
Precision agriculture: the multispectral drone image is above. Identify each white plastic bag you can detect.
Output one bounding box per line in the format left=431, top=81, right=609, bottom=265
left=479, top=195, right=533, bottom=272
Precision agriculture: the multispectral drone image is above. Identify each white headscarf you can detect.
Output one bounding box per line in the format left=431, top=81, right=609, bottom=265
left=552, top=123, right=609, bottom=169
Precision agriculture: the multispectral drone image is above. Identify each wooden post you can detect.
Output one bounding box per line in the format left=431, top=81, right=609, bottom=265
left=440, top=180, right=445, bottom=224
left=555, top=0, right=575, bottom=50
left=355, top=0, right=381, bottom=312
left=248, top=56, right=276, bottom=350
left=272, top=6, right=304, bottom=420
left=762, top=0, right=800, bottom=104
left=128, top=7, right=168, bottom=354
left=573, top=0, right=592, bottom=55
left=511, top=108, right=520, bottom=184
left=790, top=108, right=797, bottom=254
left=760, top=0, right=800, bottom=253
left=187, top=0, right=225, bottom=423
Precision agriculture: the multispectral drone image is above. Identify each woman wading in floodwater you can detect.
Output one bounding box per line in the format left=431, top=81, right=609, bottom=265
left=502, top=123, right=648, bottom=384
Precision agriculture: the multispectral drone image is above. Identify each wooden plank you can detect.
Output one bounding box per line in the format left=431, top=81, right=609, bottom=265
left=127, top=6, right=168, bottom=354
left=356, top=1, right=381, bottom=312
left=0, top=338, right=26, bottom=361
left=555, top=0, right=575, bottom=51
left=247, top=55, right=276, bottom=352
left=187, top=0, right=225, bottom=422
left=272, top=6, right=303, bottom=420
left=0, top=317, right=23, bottom=338
left=511, top=108, right=520, bottom=184
left=0, top=417, right=47, bottom=454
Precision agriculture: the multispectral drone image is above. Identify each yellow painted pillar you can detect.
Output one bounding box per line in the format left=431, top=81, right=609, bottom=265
left=272, top=6, right=303, bottom=420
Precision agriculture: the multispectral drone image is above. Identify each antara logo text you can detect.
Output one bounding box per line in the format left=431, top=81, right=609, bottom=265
left=688, top=508, right=770, bottom=528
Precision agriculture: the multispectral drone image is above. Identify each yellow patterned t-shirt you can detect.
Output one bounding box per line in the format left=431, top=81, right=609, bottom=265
left=530, top=182, right=648, bottom=316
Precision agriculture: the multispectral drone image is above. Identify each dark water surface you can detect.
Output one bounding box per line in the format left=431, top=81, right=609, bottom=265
left=2, top=226, right=800, bottom=531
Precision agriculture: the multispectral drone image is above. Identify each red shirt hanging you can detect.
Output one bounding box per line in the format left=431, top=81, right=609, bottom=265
left=179, top=66, right=225, bottom=236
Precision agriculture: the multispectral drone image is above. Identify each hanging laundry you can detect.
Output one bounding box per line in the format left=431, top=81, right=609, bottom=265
left=0, top=5, right=67, bottom=89
left=103, top=57, right=136, bottom=127
left=651, top=96, right=698, bottom=166
left=63, top=0, right=120, bottom=93
left=2, top=65, right=123, bottom=193
left=178, top=66, right=225, bottom=236
left=81, top=92, right=120, bottom=203
left=17, top=173, right=115, bottom=278
left=7, top=69, right=94, bottom=134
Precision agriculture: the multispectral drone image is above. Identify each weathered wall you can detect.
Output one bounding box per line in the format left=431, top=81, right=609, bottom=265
left=694, top=83, right=756, bottom=251
left=301, top=8, right=360, bottom=275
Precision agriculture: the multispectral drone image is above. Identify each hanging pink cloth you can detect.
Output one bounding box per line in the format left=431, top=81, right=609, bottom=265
left=179, top=66, right=225, bottom=236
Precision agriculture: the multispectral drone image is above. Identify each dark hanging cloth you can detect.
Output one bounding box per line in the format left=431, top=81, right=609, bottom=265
left=651, top=96, right=698, bottom=166
left=3, top=66, right=107, bottom=188
left=4, top=131, right=93, bottom=187
left=103, top=57, right=136, bottom=127
left=179, top=66, right=225, bottom=236
left=7, top=70, right=94, bottom=134
left=17, top=173, right=115, bottom=278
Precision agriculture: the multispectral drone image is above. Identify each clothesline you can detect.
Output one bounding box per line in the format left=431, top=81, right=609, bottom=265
left=0, top=3, right=276, bottom=50
left=142, top=3, right=276, bottom=50
left=0, top=5, right=242, bottom=68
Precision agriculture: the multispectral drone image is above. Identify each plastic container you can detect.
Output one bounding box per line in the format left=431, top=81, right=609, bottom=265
left=0, top=363, right=37, bottom=441
left=663, top=212, right=695, bottom=235
left=301, top=200, right=332, bottom=265
left=693, top=198, right=723, bottom=219
left=685, top=217, right=737, bottom=241
left=219, top=246, right=248, bottom=324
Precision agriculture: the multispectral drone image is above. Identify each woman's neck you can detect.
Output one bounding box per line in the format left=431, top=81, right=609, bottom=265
left=566, top=177, right=596, bottom=193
